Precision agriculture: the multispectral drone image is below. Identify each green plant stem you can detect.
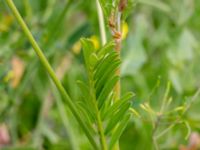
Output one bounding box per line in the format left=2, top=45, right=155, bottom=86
left=89, top=74, right=108, bottom=150
left=96, top=0, right=107, bottom=45
left=95, top=3, right=109, bottom=149
left=10, top=0, right=74, bottom=146
left=96, top=108, right=108, bottom=150
left=31, top=0, right=75, bottom=147
left=5, top=0, right=97, bottom=149
left=155, top=124, right=175, bottom=140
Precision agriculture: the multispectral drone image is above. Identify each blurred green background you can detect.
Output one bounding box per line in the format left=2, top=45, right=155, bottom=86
left=1, top=0, right=200, bottom=149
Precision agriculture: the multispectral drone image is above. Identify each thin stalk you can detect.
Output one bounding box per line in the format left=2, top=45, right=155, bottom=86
left=5, top=0, right=97, bottom=149
left=9, top=0, right=75, bottom=146
left=153, top=136, right=159, bottom=150
left=94, top=2, right=108, bottom=148
left=96, top=0, right=107, bottom=45
left=32, top=0, right=74, bottom=145
left=89, top=73, right=108, bottom=150
left=160, top=82, right=171, bottom=113
left=114, top=11, right=122, bottom=99
left=96, top=107, right=108, bottom=150
left=112, top=11, right=122, bottom=150
left=155, top=124, right=175, bottom=140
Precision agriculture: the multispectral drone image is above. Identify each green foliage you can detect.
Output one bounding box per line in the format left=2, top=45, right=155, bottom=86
left=98, top=0, right=115, bottom=18
left=1, top=0, right=200, bottom=149
left=121, top=0, right=137, bottom=20
left=78, top=38, right=134, bottom=149
left=99, top=0, right=137, bottom=20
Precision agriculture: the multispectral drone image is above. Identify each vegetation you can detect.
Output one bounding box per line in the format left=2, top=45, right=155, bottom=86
left=0, top=0, right=200, bottom=150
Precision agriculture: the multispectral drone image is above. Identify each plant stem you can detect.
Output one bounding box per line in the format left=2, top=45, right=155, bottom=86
left=112, top=11, right=122, bottom=150
left=89, top=73, right=108, bottom=150
left=96, top=108, right=108, bottom=150
left=5, top=0, right=97, bottom=149
left=96, top=0, right=107, bottom=45
left=114, top=11, right=122, bottom=100
left=95, top=2, right=109, bottom=149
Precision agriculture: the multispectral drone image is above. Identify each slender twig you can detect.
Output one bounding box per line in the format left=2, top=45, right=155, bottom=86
left=5, top=0, right=97, bottom=149
left=155, top=124, right=175, bottom=140
left=96, top=0, right=107, bottom=45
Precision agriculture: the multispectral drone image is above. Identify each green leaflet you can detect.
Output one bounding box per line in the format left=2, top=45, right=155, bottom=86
left=81, top=38, right=95, bottom=71
left=97, top=76, right=119, bottom=109
left=94, top=51, right=119, bottom=80
left=97, top=40, right=115, bottom=57
left=122, top=0, right=137, bottom=20
left=76, top=103, right=96, bottom=135
left=98, top=0, right=137, bottom=20
left=77, top=101, right=96, bottom=123
left=109, top=114, right=131, bottom=150
left=100, top=93, right=115, bottom=120
left=102, top=92, right=134, bottom=120
left=79, top=38, right=133, bottom=148
left=104, top=102, right=131, bottom=135
left=77, top=81, right=96, bottom=116
left=89, top=53, right=99, bottom=68
left=98, top=0, right=115, bottom=18
left=95, top=60, right=121, bottom=96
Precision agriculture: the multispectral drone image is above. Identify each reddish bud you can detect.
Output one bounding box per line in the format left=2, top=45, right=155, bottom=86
left=109, top=19, right=115, bottom=29
left=118, top=0, right=127, bottom=12
left=113, top=31, right=122, bottom=40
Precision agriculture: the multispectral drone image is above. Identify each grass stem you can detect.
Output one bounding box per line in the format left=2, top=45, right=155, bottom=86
left=5, top=0, right=98, bottom=149
left=96, top=0, right=107, bottom=45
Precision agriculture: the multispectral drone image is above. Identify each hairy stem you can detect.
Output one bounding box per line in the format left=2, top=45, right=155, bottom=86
left=114, top=11, right=122, bottom=99
left=113, top=11, right=122, bottom=150
left=5, top=0, right=97, bottom=149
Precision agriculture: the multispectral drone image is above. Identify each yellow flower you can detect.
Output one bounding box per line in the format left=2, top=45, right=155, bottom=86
left=122, top=22, right=129, bottom=40
left=72, top=35, right=100, bottom=55
left=90, top=35, right=100, bottom=50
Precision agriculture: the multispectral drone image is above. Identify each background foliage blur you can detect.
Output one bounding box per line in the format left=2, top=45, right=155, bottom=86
left=1, top=0, right=200, bottom=149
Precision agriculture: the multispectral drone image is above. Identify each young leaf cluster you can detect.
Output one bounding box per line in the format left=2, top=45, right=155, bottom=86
left=77, top=38, right=134, bottom=149
left=98, top=0, right=137, bottom=20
